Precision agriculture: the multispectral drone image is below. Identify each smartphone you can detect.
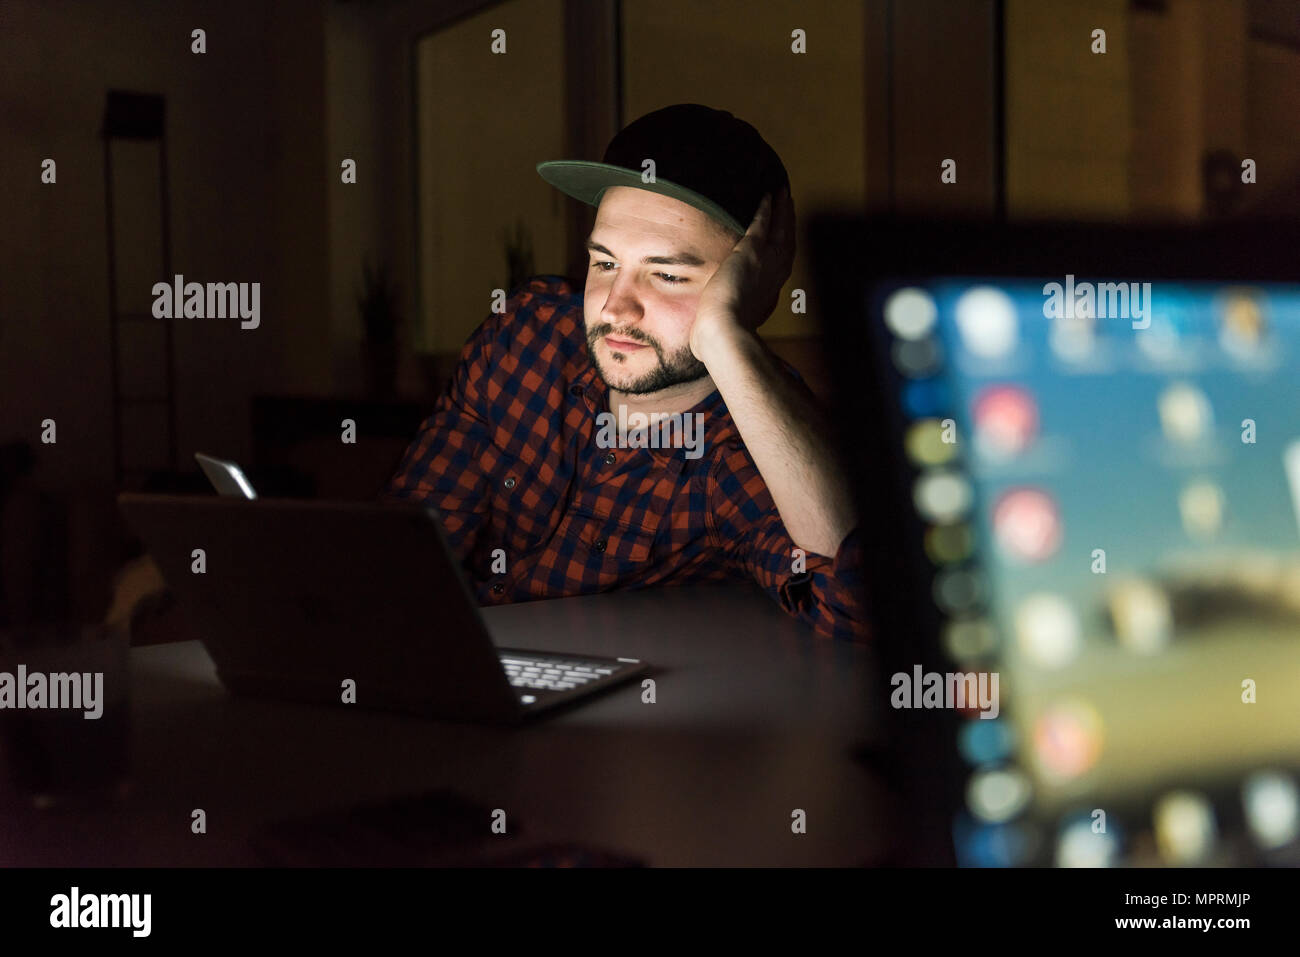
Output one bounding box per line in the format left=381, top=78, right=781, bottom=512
left=194, top=452, right=257, bottom=499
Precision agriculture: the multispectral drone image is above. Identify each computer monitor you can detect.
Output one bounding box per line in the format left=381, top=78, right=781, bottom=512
left=811, top=216, right=1300, bottom=866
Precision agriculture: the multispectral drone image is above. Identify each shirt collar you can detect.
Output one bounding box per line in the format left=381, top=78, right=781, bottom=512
left=572, top=347, right=731, bottom=464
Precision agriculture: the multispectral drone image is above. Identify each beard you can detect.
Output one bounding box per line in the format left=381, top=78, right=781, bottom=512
left=585, top=321, right=709, bottom=395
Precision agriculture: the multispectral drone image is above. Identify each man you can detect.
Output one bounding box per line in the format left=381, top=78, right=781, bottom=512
left=383, top=104, right=867, bottom=641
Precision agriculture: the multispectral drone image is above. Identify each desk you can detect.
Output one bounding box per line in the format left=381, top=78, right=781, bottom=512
left=0, top=583, right=889, bottom=866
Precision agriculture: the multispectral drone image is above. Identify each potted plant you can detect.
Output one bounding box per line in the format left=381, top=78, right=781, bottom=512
left=502, top=218, right=535, bottom=296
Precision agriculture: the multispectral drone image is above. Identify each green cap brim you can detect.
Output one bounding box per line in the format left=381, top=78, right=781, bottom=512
left=536, top=160, right=745, bottom=237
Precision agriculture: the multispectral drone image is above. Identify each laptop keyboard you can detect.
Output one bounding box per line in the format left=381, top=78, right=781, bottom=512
left=498, top=653, right=627, bottom=692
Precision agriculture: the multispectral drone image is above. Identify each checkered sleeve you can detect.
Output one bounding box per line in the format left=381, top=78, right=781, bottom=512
left=707, top=443, right=870, bottom=643
left=379, top=314, right=501, bottom=563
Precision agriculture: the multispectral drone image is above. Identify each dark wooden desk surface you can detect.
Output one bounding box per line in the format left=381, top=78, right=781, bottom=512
left=0, top=583, right=890, bottom=866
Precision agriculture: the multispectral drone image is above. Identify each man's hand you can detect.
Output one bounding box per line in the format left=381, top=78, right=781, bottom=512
left=689, top=184, right=796, bottom=361
left=683, top=181, right=855, bottom=559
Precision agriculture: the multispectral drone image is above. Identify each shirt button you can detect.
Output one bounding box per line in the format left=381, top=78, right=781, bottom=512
left=592, top=538, right=607, bottom=553
left=602, top=452, right=616, bottom=465
left=503, top=476, right=516, bottom=489
left=491, top=582, right=505, bottom=595
left=569, top=384, right=583, bottom=396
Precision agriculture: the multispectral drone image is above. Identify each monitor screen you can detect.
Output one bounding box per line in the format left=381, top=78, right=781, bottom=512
left=865, top=276, right=1300, bottom=866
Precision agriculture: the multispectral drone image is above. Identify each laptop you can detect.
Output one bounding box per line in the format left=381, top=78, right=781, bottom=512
left=118, top=472, right=649, bottom=724
left=810, top=215, right=1300, bottom=866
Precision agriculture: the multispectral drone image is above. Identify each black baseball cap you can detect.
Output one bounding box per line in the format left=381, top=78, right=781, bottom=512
left=536, top=103, right=790, bottom=239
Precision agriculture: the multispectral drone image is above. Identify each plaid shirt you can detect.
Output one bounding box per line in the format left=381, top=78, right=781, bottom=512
left=381, top=275, right=868, bottom=642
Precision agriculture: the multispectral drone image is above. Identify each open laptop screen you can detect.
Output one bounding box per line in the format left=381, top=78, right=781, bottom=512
left=861, top=271, right=1300, bottom=866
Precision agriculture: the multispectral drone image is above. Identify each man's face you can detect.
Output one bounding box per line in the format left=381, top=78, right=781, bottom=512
left=583, top=186, right=739, bottom=396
